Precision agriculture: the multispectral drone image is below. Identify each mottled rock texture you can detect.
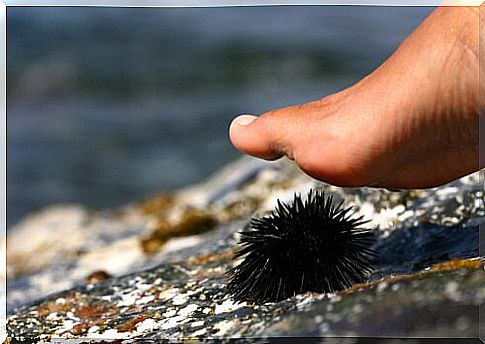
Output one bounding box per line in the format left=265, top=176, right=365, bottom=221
left=5, top=158, right=484, bottom=342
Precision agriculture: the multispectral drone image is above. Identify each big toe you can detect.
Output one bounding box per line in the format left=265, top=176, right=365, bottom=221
left=229, top=113, right=291, bottom=160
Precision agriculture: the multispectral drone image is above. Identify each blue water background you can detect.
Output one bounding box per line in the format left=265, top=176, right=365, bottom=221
left=7, top=6, right=433, bottom=227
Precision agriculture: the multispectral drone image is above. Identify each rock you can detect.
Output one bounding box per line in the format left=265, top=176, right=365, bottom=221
left=5, top=157, right=484, bottom=341
left=85, top=271, right=113, bottom=285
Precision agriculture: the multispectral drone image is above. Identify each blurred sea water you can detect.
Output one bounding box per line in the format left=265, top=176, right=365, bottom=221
left=7, top=6, right=433, bottom=227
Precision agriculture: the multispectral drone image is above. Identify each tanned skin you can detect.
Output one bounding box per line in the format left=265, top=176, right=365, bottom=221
left=230, top=6, right=482, bottom=189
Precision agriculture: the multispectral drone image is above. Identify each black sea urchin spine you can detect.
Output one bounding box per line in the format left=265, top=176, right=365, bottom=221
left=227, top=189, right=377, bottom=303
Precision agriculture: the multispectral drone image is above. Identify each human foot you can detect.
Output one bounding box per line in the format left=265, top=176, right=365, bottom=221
left=229, top=6, right=481, bottom=189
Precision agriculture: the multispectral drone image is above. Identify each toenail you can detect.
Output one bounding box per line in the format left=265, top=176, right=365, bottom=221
left=235, top=114, right=257, bottom=126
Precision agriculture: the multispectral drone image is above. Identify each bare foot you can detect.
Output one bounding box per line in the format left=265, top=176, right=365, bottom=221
left=229, top=6, right=481, bottom=189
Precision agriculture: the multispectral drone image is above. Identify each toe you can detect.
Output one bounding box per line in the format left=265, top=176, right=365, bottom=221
left=229, top=108, right=302, bottom=161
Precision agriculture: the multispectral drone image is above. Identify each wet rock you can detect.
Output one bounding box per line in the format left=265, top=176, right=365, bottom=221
left=5, top=158, right=484, bottom=340
left=6, top=256, right=484, bottom=341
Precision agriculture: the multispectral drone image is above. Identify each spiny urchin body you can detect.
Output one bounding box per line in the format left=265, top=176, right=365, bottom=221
left=227, top=189, right=377, bottom=303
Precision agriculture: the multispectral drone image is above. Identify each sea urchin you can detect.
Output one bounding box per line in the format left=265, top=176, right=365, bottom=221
left=227, top=189, right=377, bottom=303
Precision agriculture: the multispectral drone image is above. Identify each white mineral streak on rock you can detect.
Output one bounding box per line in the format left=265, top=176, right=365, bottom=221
left=178, top=304, right=198, bottom=317
left=192, top=328, right=207, bottom=336
left=117, top=290, right=140, bottom=307
left=135, top=282, right=153, bottom=291
left=399, top=210, right=415, bottom=222
left=46, top=313, right=60, bottom=321
left=358, top=203, right=406, bottom=230
left=159, top=287, right=179, bottom=301
left=87, top=325, right=99, bottom=333
left=172, top=294, right=189, bottom=306
left=213, top=319, right=237, bottom=336
left=329, top=295, right=341, bottom=303
left=136, top=295, right=155, bottom=305
left=135, top=318, right=159, bottom=332
left=162, top=309, right=177, bottom=318
left=296, top=295, right=314, bottom=310
left=160, top=315, right=185, bottom=330
left=214, top=299, right=246, bottom=314
left=190, top=320, right=205, bottom=327
left=54, top=319, right=76, bottom=334
left=84, top=328, right=127, bottom=339
left=436, top=187, right=459, bottom=197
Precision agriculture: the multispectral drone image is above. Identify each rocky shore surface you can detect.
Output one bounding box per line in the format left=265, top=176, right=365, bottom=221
left=5, top=157, right=484, bottom=342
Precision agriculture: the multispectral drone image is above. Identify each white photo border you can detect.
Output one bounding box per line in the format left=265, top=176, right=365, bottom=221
left=1, top=2, right=483, bottom=343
